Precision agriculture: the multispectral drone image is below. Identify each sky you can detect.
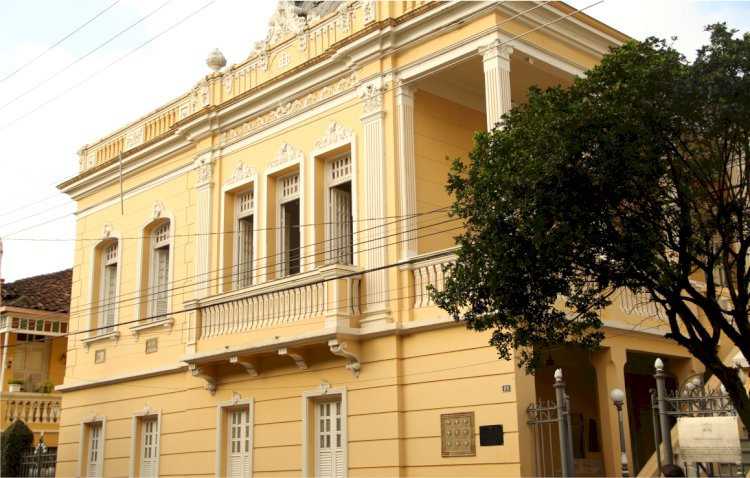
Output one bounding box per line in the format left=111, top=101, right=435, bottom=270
left=0, top=0, right=749, bottom=283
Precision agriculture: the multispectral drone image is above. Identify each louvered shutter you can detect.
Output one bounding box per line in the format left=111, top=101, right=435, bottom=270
left=103, top=265, right=117, bottom=330
left=153, top=248, right=169, bottom=317
left=140, top=419, right=159, bottom=477
left=238, top=217, right=253, bottom=288
left=316, top=400, right=344, bottom=478
left=87, top=424, right=103, bottom=477
left=227, top=409, right=251, bottom=477
left=328, top=188, right=352, bottom=265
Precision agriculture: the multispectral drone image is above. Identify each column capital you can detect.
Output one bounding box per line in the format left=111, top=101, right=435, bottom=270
left=359, top=81, right=384, bottom=117
left=194, top=152, right=216, bottom=187
left=479, top=40, right=513, bottom=63
left=395, top=80, right=417, bottom=100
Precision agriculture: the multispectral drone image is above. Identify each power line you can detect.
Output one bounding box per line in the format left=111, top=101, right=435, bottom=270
left=0, top=1, right=120, bottom=84
left=0, top=0, right=214, bottom=133
left=0, top=1, right=173, bottom=113
left=61, top=210, right=459, bottom=325
left=1, top=206, right=456, bottom=329
left=0, top=0, right=569, bottom=234
left=1, top=222, right=461, bottom=351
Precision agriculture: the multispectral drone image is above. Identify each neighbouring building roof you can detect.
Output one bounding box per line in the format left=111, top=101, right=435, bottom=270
left=1, top=269, right=72, bottom=313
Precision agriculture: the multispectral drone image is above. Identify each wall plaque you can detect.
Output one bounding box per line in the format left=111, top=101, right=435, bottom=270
left=479, top=424, right=504, bottom=446
left=441, top=412, right=475, bottom=457
left=146, top=338, right=158, bottom=354
left=95, top=349, right=106, bottom=364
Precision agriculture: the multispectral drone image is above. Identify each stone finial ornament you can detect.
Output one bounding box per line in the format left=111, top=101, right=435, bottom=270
left=206, top=48, right=227, bottom=72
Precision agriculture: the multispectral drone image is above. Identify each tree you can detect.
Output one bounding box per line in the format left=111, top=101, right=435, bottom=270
left=433, top=24, right=750, bottom=429
left=1, top=419, right=33, bottom=477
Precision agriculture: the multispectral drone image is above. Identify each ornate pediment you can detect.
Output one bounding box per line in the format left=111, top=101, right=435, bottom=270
left=225, top=161, right=257, bottom=186
left=267, top=142, right=303, bottom=171
left=315, top=121, right=354, bottom=150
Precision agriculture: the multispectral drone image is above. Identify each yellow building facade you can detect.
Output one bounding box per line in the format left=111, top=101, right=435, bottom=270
left=56, top=2, right=710, bottom=477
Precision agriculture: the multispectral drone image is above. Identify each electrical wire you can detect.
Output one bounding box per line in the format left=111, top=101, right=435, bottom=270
left=0, top=0, right=572, bottom=234
left=0, top=1, right=173, bottom=112
left=0, top=1, right=120, bottom=84
left=0, top=0, right=214, bottom=133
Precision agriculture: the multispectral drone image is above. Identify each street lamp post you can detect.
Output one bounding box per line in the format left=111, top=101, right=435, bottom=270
left=611, top=388, right=629, bottom=477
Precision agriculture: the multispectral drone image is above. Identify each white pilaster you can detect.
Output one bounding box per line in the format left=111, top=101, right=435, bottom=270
left=480, top=41, right=513, bottom=130
left=396, top=81, right=418, bottom=260
left=194, top=153, right=214, bottom=299
left=359, top=81, right=391, bottom=324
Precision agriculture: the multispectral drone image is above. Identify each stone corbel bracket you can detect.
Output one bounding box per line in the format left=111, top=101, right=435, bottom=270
left=329, top=340, right=361, bottom=378
left=188, top=363, right=216, bottom=395
left=278, top=347, right=308, bottom=370
left=230, top=356, right=259, bottom=378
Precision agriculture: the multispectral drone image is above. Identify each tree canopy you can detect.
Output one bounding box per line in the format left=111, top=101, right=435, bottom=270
left=433, top=24, right=750, bottom=427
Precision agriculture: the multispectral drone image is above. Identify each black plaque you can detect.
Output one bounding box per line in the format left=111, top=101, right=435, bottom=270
left=479, top=425, right=503, bottom=446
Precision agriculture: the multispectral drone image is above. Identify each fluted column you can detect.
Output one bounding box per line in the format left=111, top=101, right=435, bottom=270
left=480, top=40, right=513, bottom=130
left=194, top=153, right=214, bottom=299
left=360, top=81, right=391, bottom=324
left=396, top=81, right=418, bottom=260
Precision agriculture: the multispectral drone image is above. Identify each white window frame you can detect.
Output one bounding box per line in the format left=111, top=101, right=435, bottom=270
left=235, top=189, right=255, bottom=289
left=135, top=213, right=175, bottom=323
left=100, top=241, right=119, bottom=334
left=278, top=172, right=301, bottom=278
left=216, top=396, right=254, bottom=477
left=130, top=408, right=161, bottom=478
left=302, top=386, right=347, bottom=478
left=310, top=129, right=357, bottom=270
left=87, top=233, right=122, bottom=338
left=150, top=221, right=171, bottom=318
left=325, top=154, right=353, bottom=266
left=77, top=415, right=106, bottom=478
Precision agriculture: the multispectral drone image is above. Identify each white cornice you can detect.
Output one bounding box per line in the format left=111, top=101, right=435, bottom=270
left=72, top=161, right=194, bottom=220
left=54, top=316, right=462, bottom=391
left=56, top=363, right=188, bottom=392
left=60, top=133, right=192, bottom=201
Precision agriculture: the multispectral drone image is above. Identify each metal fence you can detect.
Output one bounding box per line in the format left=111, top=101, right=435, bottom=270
left=654, top=359, right=747, bottom=477
left=18, top=446, right=57, bottom=477
left=527, top=369, right=575, bottom=477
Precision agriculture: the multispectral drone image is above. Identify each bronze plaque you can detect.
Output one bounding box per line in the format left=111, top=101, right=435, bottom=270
left=441, top=412, right=476, bottom=457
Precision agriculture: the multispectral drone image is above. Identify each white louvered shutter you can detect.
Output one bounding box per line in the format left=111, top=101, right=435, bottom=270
left=140, top=419, right=159, bottom=477
left=328, top=187, right=352, bottom=265
left=153, top=249, right=169, bottom=316
left=103, top=264, right=117, bottom=329
left=151, top=223, right=170, bottom=318
left=101, top=243, right=118, bottom=332
left=238, top=217, right=253, bottom=288
left=236, top=190, right=254, bottom=288
left=227, top=409, right=251, bottom=477
left=316, top=400, right=344, bottom=478
left=87, top=423, right=103, bottom=477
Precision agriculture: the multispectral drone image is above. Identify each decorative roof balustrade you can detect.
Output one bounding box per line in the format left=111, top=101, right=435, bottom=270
left=74, top=0, right=430, bottom=174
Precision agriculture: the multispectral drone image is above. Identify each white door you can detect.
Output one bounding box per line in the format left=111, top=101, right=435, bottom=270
left=227, top=409, right=251, bottom=477
left=316, top=400, right=344, bottom=478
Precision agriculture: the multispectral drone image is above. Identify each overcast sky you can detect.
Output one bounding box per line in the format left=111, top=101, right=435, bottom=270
left=0, top=0, right=749, bottom=282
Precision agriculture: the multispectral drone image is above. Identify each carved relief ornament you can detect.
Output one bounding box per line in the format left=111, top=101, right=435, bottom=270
left=224, top=161, right=257, bottom=187
left=220, top=73, right=357, bottom=145
left=194, top=154, right=214, bottom=185
left=267, top=143, right=303, bottom=171
left=315, top=121, right=354, bottom=150
left=361, top=83, right=383, bottom=115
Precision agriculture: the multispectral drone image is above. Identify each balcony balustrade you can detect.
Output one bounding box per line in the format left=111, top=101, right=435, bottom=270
left=196, top=264, right=362, bottom=341
left=1, top=392, right=61, bottom=425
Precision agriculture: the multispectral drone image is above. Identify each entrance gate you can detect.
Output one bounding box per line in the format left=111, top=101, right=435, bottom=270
left=527, top=369, right=575, bottom=477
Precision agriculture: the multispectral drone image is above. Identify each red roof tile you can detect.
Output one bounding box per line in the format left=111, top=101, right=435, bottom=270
left=1, top=269, right=72, bottom=313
